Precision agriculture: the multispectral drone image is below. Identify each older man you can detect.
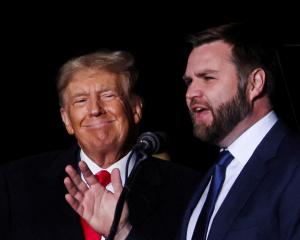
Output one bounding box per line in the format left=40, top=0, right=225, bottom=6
left=0, top=50, right=201, bottom=240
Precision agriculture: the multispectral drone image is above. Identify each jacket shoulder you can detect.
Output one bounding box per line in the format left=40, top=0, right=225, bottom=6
left=0, top=145, right=79, bottom=177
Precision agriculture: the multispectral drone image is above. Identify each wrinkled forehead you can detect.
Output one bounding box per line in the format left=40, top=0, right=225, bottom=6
left=185, top=41, right=234, bottom=75
left=67, top=68, right=129, bottom=91
left=60, top=68, right=131, bottom=104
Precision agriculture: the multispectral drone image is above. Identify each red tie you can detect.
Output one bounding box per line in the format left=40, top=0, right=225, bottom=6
left=80, top=170, right=111, bottom=240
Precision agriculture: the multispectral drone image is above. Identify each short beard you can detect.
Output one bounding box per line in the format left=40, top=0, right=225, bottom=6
left=192, top=88, right=251, bottom=145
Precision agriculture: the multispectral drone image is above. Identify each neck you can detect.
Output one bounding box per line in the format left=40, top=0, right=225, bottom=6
left=82, top=147, right=129, bottom=169
left=218, top=98, right=272, bottom=148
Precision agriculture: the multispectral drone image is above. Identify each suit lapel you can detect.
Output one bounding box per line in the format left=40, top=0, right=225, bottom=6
left=178, top=166, right=214, bottom=240
left=208, top=121, right=288, bottom=240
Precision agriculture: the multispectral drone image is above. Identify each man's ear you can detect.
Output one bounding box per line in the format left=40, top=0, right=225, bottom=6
left=132, top=96, right=143, bottom=124
left=60, top=107, right=75, bottom=135
left=247, top=68, right=266, bottom=102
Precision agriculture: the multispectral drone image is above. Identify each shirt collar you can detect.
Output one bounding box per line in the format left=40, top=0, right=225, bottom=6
left=227, top=111, right=278, bottom=163
left=80, top=150, right=136, bottom=185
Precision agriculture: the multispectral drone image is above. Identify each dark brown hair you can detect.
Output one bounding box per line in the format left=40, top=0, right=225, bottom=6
left=188, top=23, right=278, bottom=97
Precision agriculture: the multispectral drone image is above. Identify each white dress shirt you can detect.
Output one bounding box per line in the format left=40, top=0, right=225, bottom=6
left=80, top=150, right=136, bottom=240
left=80, top=150, right=136, bottom=192
left=187, top=111, right=278, bottom=240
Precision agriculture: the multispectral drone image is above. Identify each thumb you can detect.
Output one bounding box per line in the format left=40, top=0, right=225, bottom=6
left=111, top=168, right=123, bottom=194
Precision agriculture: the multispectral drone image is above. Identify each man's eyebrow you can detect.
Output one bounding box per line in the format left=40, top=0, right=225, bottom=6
left=182, top=75, right=191, bottom=82
left=183, top=69, right=218, bottom=81
left=70, top=92, right=88, bottom=99
left=195, top=69, right=218, bottom=78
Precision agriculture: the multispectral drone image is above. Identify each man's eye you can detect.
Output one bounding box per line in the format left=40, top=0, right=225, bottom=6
left=185, top=79, right=192, bottom=86
left=204, top=76, right=215, bottom=80
left=102, top=93, right=116, bottom=100
left=74, top=99, right=87, bottom=105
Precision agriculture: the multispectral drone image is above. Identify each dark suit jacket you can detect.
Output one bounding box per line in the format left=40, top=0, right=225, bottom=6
left=0, top=145, right=202, bottom=240
left=178, top=121, right=300, bottom=240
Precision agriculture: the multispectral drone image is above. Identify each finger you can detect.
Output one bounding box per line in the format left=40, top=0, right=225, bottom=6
left=64, top=177, right=84, bottom=202
left=111, top=168, right=123, bottom=194
left=65, top=193, right=84, bottom=216
left=65, top=164, right=89, bottom=193
left=78, top=161, right=99, bottom=186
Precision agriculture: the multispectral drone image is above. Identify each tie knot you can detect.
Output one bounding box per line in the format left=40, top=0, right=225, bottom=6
left=95, top=170, right=111, bottom=187
left=217, top=150, right=234, bottom=168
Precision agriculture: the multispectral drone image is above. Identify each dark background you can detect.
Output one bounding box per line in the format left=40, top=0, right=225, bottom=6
left=2, top=4, right=300, bottom=172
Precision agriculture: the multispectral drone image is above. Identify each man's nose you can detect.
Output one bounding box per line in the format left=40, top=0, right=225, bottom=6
left=186, top=81, right=204, bottom=102
left=88, top=99, right=105, bottom=116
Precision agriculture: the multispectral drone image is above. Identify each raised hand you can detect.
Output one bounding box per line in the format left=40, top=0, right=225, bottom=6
left=64, top=161, right=130, bottom=238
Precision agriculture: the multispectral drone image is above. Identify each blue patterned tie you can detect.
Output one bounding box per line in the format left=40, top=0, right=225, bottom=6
left=192, top=150, right=234, bottom=240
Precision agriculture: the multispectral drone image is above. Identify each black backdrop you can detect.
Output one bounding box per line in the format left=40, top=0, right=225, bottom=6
left=2, top=5, right=300, bottom=172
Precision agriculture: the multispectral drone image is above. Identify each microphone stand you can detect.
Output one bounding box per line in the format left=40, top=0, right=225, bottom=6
left=106, top=149, right=147, bottom=240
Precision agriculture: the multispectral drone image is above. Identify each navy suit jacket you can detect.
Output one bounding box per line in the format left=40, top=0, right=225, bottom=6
left=178, top=121, right=300, bottom=240
left=0, top=145, right=202, bottom=240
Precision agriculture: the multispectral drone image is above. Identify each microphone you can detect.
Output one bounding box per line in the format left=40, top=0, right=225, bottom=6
left=134, top=131, right=166, bottom=155
left=109, top=131, right=167, bottom=240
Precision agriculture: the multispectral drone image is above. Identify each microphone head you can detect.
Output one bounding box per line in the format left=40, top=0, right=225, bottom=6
left=136, top=131, right=166, bottom=154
